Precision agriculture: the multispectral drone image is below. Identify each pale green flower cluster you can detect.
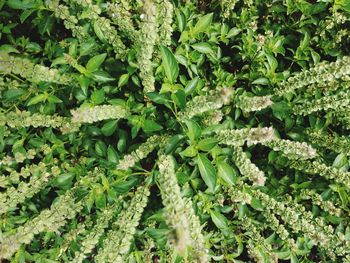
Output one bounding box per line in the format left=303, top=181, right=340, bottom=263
left=0, top=149, right=36, bottom=169
left=275, top=56, right=350, bottom=95
left=0, top=186, right=82, bottom=259
left=69, top=0, right=127, bottom=58
left=220, top=0, right=239, bottom=18
left=107, top=1, right=137, bottom=42
left=289, top=159, right=350, bottom=189
left=156, top=0, right=173, bottom=46
left=57, top=217, right=92, bottom=260
left=0, top=168, right=99, bottom=259
left=235, top=95, right=273, bottom=113
left=241, top=217, right=277, bottom=262
left=95, top=185, right=150, bottom=263
left=138, top=0, right=158, bottom=93
left=71, top=202, right=121, bottom=263
left=178, top=87, right=233, bottom=121
left=232, top=147, right=266, bottom=186
left=158, top=155, right=208, bottom=261
left=0, top=110, right=69, bottom=129
left=293, top=90, right=350, bottom=115
left=158, top=155, right=192, bottom=255
left=117, top=135, right=167, bottom=170
left=0, top=52, right=73, bottom=84
left=262, top=139, right=317, bottom=160
left=0, top=163, right=62, bottom=215
left=216, top=127, right=276, bottom=146
left=202, top=110, right=223, bottom=126
left=45, top=0, right=89, bottom=40
left=306, top=129, right=350, bottom=156
left=71, top=105, right=129, bottom=124
left=299, top=189, right=341, bottom=217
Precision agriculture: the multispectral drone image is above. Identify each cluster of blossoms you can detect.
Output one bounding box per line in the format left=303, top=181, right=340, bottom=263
left=58, top=218, right=92, bottom=261
left=158, top=155, right=208, bottom=262
left=138, top=0, right=159, bottom=93
left=0, top=52, right=73, bottom=84
left=299, top=189, right=341, bottom=217
left=289, top=159, right=350, bottom=189
left=216, top=127, right=276, bottom=146
left=241, top=217, right=277, bottom=262
left=306, top=129, right=350, bottom=156
left=156, top=0, right=173, bottom=46
left=262, top=139, right=317, bottom=160
left=117, top=135, right=168, bottom=170
left=235, top=94, right=273, bottom=113
left=178, top=87, right=234, bottom=121
left=107, top=1, right=137, bottom=42
left=293, top=90, right=350, bottom=115
left=220, top=0, right=239, bottom=18
left=232, top=147, right=266, bottom=186
left=0, top=163, right=62, bottom=215
left=69, top=0, right=127, bottom=58
left=45, top=0, right=89, bottom=40
left=0, top=166, right=99, bottom=259
left=275, top=56, right=350, bottom=95
left=0, top=110, right=70, bottom=129
left=95, top=185, right=150, bottom=263
left=70, top=105, right=129, bottom=124
left=71, top=202, right=122, bottom=263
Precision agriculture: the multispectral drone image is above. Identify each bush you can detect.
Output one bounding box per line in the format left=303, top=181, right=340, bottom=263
left=0, top=0, right=350, bottom=262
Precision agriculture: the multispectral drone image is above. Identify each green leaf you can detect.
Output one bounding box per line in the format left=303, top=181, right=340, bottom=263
left=91, top=89, right=105, bottom=104
left=210, top=210, right=228, bottom=230
left=0, top=44, right=19, bottom=53
left=27, top=93, right=47, bottom=106
left=47, top=95, right=62, bottom=104
left=192, top=13, right=213, bottom=36
left=142, top=119, right=163, bottom=133
left=54, top=173, right=75, bottom=187
left=160, top=45, right=179, bottom=84
left=184, top=77, right=199, bottom=95
left=176, top=11, right=186, bottom=32
left=197, top=138, right=218, bottom=152
left=197, top=153, right=217, bottom=191
left=250, top=198, right=264, bottom=211
left=191, top=43, right=213, bottom=54
left=118, top=73, right=129, bottom=88
left=86, top=53, right=107, bottom=72
left=95, top=190, right=106, bottom=209
left=252, top=77, right=269, bottom=85
left=180, top=145, right=198, bottom=158
left=3, top=89, right=25, bottom=100
left=107, top=146, right=119, bottom=163
left=95, top=140, right=107, bottom=157
left=217, top=162, right=237, bottom=185
left=185, top=120, right=201, bottom=142
left=101, top=120, right=118, bottom=136
left=171, top=89, right=186, bottom=109
left=7, top=0, right=37, bottom=9
left=92, top=70, right=115, bottom=82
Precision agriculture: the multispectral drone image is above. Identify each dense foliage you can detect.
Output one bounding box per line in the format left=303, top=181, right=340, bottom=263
left=0, top=0, right=350, bottom=262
